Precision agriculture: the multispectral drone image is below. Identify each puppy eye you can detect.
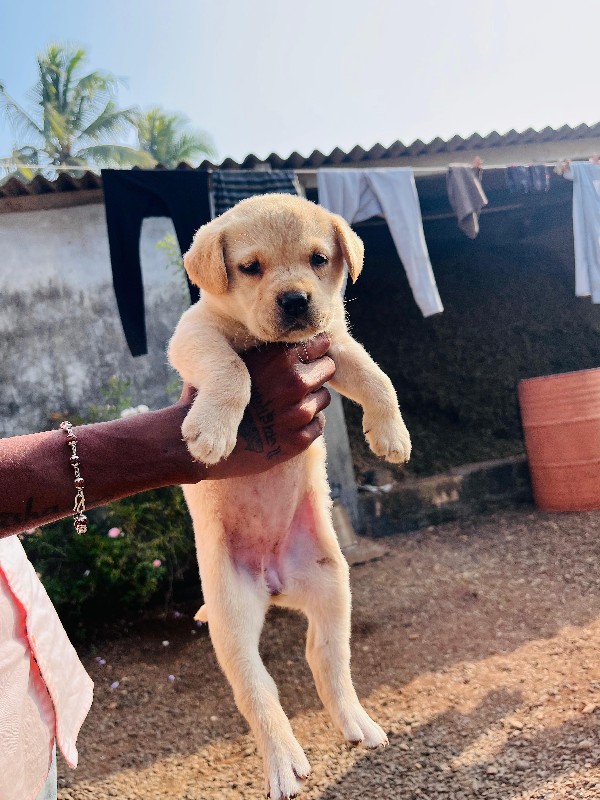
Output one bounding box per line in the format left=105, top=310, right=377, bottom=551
left=239, top=260, right=261, bottom=276
left=310, top=252, right=328, bottom=267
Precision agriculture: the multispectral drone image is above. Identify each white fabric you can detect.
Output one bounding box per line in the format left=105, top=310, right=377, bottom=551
left=568, top=162, right=600, bottom=302
left=0, top=536, right=93, bottom=800
left=317, top=168, right=443, bottom=316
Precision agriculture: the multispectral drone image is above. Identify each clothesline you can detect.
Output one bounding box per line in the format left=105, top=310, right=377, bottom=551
left=1, top=163, right=96, bottom=172
left=294, top=162, right=560, bottom=176
left=1, top=160, right=565, bottom=175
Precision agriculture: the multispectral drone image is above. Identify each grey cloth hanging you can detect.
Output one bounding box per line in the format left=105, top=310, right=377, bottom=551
left=446, top=164, right=489, bottom=239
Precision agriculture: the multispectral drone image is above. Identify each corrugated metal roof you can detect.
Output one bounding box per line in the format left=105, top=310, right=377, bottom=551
left=197, top=122, right=600, bottom=170
left=3, top=121, right=600, bottom=202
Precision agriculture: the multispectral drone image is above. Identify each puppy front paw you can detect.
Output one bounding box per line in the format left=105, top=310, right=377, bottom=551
left=182, top=403, right=240, bottom=465
left=363, top=412, right=411, bottom=464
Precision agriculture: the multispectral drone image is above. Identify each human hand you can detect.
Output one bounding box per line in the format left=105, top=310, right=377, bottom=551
left=178, top=333, right=335, bottom=481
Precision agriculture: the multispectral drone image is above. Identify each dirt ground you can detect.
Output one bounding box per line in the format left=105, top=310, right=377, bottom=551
left=57, top=507, right=600, bottom=799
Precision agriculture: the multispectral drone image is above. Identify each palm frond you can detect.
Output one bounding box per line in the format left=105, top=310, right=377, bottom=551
left=79, top=100, right=136, bottom=141
left=0, top=84, right=44, bottom=144
left=62, top=48, right=87, bottom=113
left=77, top=143, right=155, bottom=168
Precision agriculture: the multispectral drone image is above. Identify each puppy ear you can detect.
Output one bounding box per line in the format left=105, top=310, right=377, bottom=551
left=183, top=221, right=228, bottom=295
left=331, top=214, right=364, bottom=282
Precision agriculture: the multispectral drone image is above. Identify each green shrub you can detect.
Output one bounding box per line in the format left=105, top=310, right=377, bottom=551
left=23, top=377, right=198, bottom=638
left=22, top=486, right=197, bottom=638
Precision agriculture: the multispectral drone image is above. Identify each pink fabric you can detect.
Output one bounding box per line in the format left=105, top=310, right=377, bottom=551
left=0, top=536, right=93, bottom=799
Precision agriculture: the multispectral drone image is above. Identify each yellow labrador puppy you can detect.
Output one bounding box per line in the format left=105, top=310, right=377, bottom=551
left=168, top=193, right=411, bottom=799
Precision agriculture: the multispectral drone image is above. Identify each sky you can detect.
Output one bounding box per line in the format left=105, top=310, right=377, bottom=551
left=0, top=0, right=598, bottom=165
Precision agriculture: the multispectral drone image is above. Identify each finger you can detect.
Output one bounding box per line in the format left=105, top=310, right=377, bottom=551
left=179, top=382, right=198, bottom=405
left=296, top=355, right=336, bottom=389
left=275, top=359, right=333, bottom=407
left=295, top=412, right=326, bottom=446
left=311, top=386, right=332, bottom=415
left=299, top=387, right=332, bottom=422
left=280, top=387, right=331, bottom=430
left=288, top=332, right=331, bottom=364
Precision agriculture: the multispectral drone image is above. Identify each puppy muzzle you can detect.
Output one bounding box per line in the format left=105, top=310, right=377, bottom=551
left=277, top=290, right=311, bottom=328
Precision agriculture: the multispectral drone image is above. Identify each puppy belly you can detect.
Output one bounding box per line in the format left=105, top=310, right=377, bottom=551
left=184, top=441, right=331, bottom=598
left=225, top=491, right=320, bottom=595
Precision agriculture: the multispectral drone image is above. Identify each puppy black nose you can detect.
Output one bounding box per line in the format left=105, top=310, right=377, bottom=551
left=277, top=290, right=310, bottom=318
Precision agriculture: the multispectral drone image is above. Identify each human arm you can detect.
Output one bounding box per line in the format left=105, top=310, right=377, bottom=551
left=0, top=334, right=334, bottom=537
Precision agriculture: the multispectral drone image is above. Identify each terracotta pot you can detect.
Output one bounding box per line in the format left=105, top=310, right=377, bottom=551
left=519, top=367, right=600, bottom=511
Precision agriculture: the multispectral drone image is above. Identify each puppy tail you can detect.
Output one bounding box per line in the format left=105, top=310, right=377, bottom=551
left=194, top=604, right=208, bottom=623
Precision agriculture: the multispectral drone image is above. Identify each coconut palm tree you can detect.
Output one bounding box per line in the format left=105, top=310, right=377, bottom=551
left=0, top=44, right=152, bottom=176
left=134, top=107, right=216, bottom=168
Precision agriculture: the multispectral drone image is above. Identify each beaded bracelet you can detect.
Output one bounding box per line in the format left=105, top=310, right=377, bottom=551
left=59, top=421, right=87, bottom=535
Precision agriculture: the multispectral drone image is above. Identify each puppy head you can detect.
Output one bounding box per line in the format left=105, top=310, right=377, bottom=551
left=183, top=193, right=364, bottom=342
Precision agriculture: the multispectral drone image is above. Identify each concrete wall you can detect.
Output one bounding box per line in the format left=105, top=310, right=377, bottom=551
left=0, top=202, right=189, bottom=436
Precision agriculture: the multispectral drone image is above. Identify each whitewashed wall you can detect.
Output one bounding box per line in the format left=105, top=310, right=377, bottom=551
left=0, top=203, right=189, bottom=436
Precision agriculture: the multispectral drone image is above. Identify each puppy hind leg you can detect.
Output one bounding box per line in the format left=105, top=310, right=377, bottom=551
left=206, top=572, right=310, bottom=800
left=303, top=553, right=388, bottom=748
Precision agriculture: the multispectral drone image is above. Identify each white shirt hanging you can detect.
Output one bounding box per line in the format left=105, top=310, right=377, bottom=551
left=316, top=168, right=443, bottom=316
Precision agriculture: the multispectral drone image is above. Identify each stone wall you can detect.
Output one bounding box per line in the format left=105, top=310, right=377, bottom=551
left=0, top=203, right=189, bottom=436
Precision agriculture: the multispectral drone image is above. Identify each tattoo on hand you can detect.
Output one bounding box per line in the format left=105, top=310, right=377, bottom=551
left=0, top=497, right=60, bottom=529
left=239, top=391, right=281, bottom=458
left=238, top=411, right=264, bottom=453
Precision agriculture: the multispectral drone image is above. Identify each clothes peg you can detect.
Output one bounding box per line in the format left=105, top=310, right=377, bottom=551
left=472, top=156, right=483, bottom=179
left=589, top=153, right=600, bottom=165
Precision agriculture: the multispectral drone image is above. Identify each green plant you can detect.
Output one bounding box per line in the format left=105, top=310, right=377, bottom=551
left=156, top=232, right=190, bottom=308
left=25, top=377, right=198, bottom=638
left=23, top=486, right=196, bottom=638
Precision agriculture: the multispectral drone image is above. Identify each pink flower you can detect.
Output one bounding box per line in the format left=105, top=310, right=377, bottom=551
left=152, top=559, right=162, bottom=568
left=107, top=527, right=121, bottom=538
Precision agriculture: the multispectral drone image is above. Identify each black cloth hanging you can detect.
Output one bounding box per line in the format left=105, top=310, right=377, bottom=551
left=102, top=169, right=211, bottom=356
left=505, top=165, right=550, bottom=195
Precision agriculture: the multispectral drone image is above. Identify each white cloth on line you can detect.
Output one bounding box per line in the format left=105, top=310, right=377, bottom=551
left=316, top=168, right=443, bottom=316
left=566, top=162, right=600, bottom=302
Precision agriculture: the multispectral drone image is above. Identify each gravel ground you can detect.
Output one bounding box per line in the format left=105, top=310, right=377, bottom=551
left=58, top=507, right=600, bottom=799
